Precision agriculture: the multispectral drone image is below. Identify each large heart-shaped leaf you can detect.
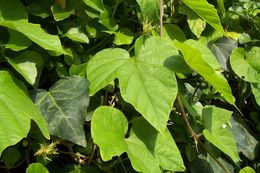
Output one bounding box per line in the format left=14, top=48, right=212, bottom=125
left=251, top=83, right=260, bottom=106
left=181, top=0, right=224, bottom=33
left=176, top=42, right=236, bottom=106
left=202, top=106, right=240, bottom=163
left=91, top=106, right=185, bottom=173
left=0, top=0, right=66, bottom=55
left=33, top=76, right=90, bottom=146
left=0, top=71, right=49, bottom=155
left=87, top=36, right=178, bottom=133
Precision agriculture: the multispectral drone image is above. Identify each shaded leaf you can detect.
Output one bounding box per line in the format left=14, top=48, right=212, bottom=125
left=176, top=42, right=236, bottom=106
left=163, top=24, right=186, bottom=42
left=229, top=117, right=258, bottom=160
left=34, top=77, right=90, bottom=146
left=202, top=106, right=240, bottom=163
left=0, top=71, right=49, bottom=155
left=7, top=51, right=44, bottom=85
left=87, top=36, right=178, bottom=133
left=208, top=38, right=238, bottom=71
left=82, top=0, right=104, bottom=13
left=52, top=0, right=77, bottom=21
left=181, top=0, right=224, bottom=33
left=26, top=163, right=49, bottom=173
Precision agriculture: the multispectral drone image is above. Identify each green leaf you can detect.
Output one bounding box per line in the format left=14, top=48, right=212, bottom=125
left=99, top=6, right=118, bottom=31
left=106, top=28, right=134, bottom=45
left=230, top=48, right=260, bottom=83
left=5, top=29, right=32, bottom=51
left=0, top=71, right=49, bottom=155
left=65, top=28, right=89, bottom=43
left=175, top=41, right=236, bottom=106
left=208, top=38, right=238, bottom=71
left=181, top=0, right=224, bottom=33
left=163, top=24, right=187, bottom=42
left=2, top=145, right=21, bottom=168
left=239, top=166, right=256, bottom=173
left=202, top=106, right=240, bottom=163
left=51, top=0, right=77, bottom=21
left=27, top=0, right=52, bottom=18
left=0, top=0, right=66, bottom=55
left=87, top=36, right=178, bottom=133
left=82, top=0, right=104, bottom=13
left=136, top=0, right=159, bottom=22
left=251, top=83, right=260, bottom=106
left=179, top=4, right=206, bottom=38
left=34, top=76, right=90, bottom=146
left=7, top=51, right=44, bottom=85
left=91, top=106, right=128, bottom=160
left=26, top=163, right=49, bottom=173
left=247, top=47, right=260, bottom=72
left=91, top=106, right=185, bottom=172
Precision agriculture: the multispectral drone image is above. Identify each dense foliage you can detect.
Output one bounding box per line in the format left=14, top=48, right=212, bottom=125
left=0, top=0, right=259, bottom=172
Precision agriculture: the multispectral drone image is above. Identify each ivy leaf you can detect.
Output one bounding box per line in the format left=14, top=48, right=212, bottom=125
left=0, top=0, right=67, bottom=55
left=202, top=106, right=240, bottom=163
left=208, top=38, right=238, bottom=71
left=87, top=36, right=178, bottom=133
left=91, top=106, right=185, bottom=173
left=230, top=48, right=260, bottom=83
left=26, top=163, right=49, bottom=173
left=176, top=42, right=236, bottom=106
left=7, top=51, right=44, bottom=85
left=82, top=0, right=104, bottom=13
left=51, top=0, right=77, bottom=21
left=181, top=0, right=224, bottom=33
left=0, top=71, right=49, bottom=155
left=33, top=76, right=90, bottom=147
left=136, top=0, right=159, bottom=22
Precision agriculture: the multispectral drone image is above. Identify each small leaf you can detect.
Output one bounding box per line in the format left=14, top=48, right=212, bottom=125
left=7, top=51, right=44, bottom=85
left=163, top=24, right=186, bottom=42
left=65, top=28, right=89, bottom=43
left=202, top=106, right=240, bottom=163
left=110, top=28, right=134, bottom=45
left=34, top=76, right=90, bottom=146
left=5, top=29, right=32, bottom=51
left=99, top=6, right=118, bottom=31
left=239, top=166, right=256, bottom=173
left=181, top=0, right=224, bottom=33
left=26, top=163, right=49, bottom=173
left=91, top=106, right=185, bottom=172
left=0, top=71, right=49, bottom=155
left=176, top=41, right=236, bottom=106
left=51, top=0, right=77, bottom=21
left=230, top=48, right=260, bottom=83
left=136, top=0, right=159, bottom=22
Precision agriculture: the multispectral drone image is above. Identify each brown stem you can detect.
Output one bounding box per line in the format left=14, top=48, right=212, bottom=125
left=159, top=0, right=164, bottom=37
left=88, top=144, right=96, bottom=165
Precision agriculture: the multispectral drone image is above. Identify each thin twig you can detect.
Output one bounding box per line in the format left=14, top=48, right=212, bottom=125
left=159, top=0, right=164, bottom=37
left=88, top=144, right=96, bottom=165
left=119, top=156, right=128, bottom=173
